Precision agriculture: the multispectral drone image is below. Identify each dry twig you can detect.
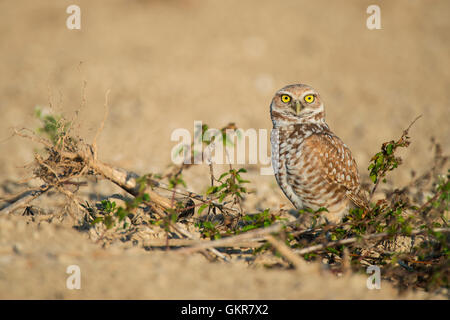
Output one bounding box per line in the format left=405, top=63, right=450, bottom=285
left=266, top=235, right=307, bottom=269
left=0, top=185, right=51, bottom=215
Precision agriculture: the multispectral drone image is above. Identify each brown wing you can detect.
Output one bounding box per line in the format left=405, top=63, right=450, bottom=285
left=302, top=133, right=368, bottom=209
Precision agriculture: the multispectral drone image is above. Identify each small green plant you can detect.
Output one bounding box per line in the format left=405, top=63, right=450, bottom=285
left=430, top=170, right=449, bottom=212
left=367, top=116, right=420, bottom=191
left=196, top=167, right=250, bottom=218
left=35, top=107, right=71, bottom=146
left=91, top=199, right=119, bottom=229
left=196, top=220, right=222, bottom=240
left=168, top=174, right=187, bottom=189
left=239, top=209, right=283, bottom=232
left=90, top=175, right=151, bottom=230
left=206, top=168, right=249, bottom=203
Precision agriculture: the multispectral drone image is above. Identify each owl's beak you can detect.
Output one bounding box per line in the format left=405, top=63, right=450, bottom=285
left=295, top=100, right=302, bottom=115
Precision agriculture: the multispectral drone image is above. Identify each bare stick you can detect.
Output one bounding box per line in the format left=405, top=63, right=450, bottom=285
left=148, top=202, right=228, bottom=261
left=178, top=222, right=304, bottom=254
left=171, top=222, right=229, bottom=262
left=0, top=185, right=51, bottom=215
left=266, top=235, right=307, bottom=269
left=12, top=129, right=180, bottom=212
left=142, top=238, right=262, bottom=248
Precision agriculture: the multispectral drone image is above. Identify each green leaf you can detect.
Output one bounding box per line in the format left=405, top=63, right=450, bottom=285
left=370, top=173, right=377, bottom=183
left=104, top=215, right=114, bottom=229
left=203, top=221, right=214, bottom=229
left=91, top=217, right=104, bottom=225
left=116, top=207, right=127, bottom=221
left=241, top=225, right=257, bottom=232
left=326, top=247, right=340, bottom=255
left=376, top=154, right=384, bottom=167
left=386, top=143, right=394, bottom=155
left=198, top=203, right=209, bottom=215
left=206, top=186, right=217, bottom=194
left=218, top=172, right=229, bottom=181
left=219, top=193, right=227, bottom=203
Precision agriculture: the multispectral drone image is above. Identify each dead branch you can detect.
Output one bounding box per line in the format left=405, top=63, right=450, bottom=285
left=142, top=238, right=262, bottom=248
left=13, top=128, right=192, bottom=213
left=266, top=235, right=307, bottom=270
left=0, top=185, right=51, bottom=215
left=178, top=221, right=315, bottom=254
left=178, top=222, right=283, bottom=254
left=145, top=201, right=228, bottom=261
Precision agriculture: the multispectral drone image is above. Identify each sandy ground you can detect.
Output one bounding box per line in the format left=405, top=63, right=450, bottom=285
left=0, top=0, right=448, bottom=299
left=0, top=213, right=434, bottom=299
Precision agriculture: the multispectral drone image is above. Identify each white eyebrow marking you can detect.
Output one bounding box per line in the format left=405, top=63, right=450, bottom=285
left=300, top=90, right=316, bottom=98
left=278, top=91, right=294, bottom=96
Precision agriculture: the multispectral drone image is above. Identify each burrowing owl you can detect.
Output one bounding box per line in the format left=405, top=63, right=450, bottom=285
left=270, top=84, right=367, bottom=223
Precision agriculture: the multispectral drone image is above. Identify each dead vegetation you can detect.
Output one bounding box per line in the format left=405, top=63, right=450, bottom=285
left=0, top=105, right=448, bottom=296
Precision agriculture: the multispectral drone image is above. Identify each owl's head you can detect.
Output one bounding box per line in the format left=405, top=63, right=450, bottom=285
left=270, top=84, right=325, bottom=127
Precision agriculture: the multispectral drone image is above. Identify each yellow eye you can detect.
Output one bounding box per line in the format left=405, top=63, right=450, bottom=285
left=281, top=95, right=291, bottom=103
left=304, top=94, right=315, bottom=104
